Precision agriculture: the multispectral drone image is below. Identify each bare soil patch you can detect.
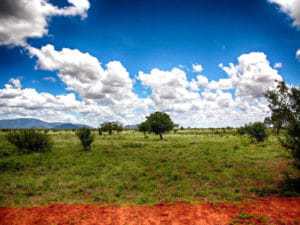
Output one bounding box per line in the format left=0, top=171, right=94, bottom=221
left=1, top=197, right=300, bottom=225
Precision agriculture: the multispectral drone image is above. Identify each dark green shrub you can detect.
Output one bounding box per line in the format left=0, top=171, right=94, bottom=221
left=6, top=129, right=52, bottom=153
left=239, top=122, right=267, bottom=142
left=76, top=128, right=94, bottom=151
left=138, top=121, right=150, bottom=137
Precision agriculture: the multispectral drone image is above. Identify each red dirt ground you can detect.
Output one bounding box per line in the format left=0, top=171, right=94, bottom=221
left=1, top=197, right=300, bottom=225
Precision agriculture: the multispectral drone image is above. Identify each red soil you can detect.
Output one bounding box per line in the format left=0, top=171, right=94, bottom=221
left=1, top=197, right=300, bottom=225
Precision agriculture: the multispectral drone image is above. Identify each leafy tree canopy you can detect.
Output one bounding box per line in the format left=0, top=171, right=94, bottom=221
left=265, top=81, right=300, bottom=167
left=141, top=111, right=174, bottom=140
left=100, top=122, right=123, bottom=135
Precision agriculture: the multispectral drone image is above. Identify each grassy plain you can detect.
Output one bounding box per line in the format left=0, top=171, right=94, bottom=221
left=0, top=130, right=298, bottom=207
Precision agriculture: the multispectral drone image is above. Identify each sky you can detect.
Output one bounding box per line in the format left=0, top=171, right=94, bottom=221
left=0, top=0, right=299, bottom=127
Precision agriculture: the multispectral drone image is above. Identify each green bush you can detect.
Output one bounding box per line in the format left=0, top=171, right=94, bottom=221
left=238, top=122, right=267, bottom=142
left=6, top=129, right=52, bottom=153
left=76, top=128, right=94, bottom=151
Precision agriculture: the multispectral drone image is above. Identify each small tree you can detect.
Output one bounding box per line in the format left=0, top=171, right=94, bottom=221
left=114, top=123, right=123, bottom=133
left=138, top=121, right=150, bottom=137
left=238, top=122, right=267, bottom=142
left=143, top=111, right=174, bottom=140
left=265, top=82, right=291, bottom=134
left=6, top=129, right=52, bottom=153
left=76, top=128, right=94, bottom=151
left=100, top=122, right=113, bottom=135
left=265, top=81, right=300, bottom=167
left=100, top=122, right=123, bottom=135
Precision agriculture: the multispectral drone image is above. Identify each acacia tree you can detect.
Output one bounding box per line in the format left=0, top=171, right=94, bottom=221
left=143, top=111, right=174, bottom=140
left=100, top=122, right=123, bottom=135
left=265, top=81, right=300, bottom=167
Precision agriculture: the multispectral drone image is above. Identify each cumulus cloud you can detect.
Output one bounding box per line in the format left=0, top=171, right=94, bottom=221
left=217, top=52, right=282, bottom=97
left=28, top=45, right=137, bottom=103
left=0, top=78, right=150, bottom=126
left=297, top=49, right=300, bottom=59
left=274, top=62, right=283, bottom=69
left=0, top=0, right=90, bottom=46
left=138, top=67, right=200, bottom=113
left=27, top=44, right=150, bottom=125
left=192, top=64, right=204, bottom=73
left=0, top=45, right=284, bottom=127
left=0, top=78, right=83, bottom=123
left=138, top=52, right=283, bottom=127
left=190, top=75, right=209, bottom=90
left=8, top=78, right=22, bottom=89
left=268, top=0, right=300, bottom=27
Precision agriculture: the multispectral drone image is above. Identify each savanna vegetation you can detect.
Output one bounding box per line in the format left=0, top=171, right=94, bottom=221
left=0, top=82, right=299, bottom=207
left=0, top=128, right=299, bottom=207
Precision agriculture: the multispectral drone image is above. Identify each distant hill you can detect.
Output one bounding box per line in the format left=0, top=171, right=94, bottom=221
left=125, top=124, right=138, bottom=130
left=53, top=123, right=89, bottom=129
left=0, top=118, right=89, bottom=129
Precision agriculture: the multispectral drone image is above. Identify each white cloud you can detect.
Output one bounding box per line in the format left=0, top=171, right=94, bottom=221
left=268, top=0, right=300, bottom=27
left=0, top=78, right=150, bottom=126
left=190, top=75, right=209, bottom=90
left=274, top=62, right=283, bottom=69
left=0, top=0, right=90, bottom=46
left=296, top=49, right=300, bottom=59
left=1, top=47, right=284, bottom=128
left=138, top=68, right=200, bottom=113
left=8, top=78, right=22, bottom=89
left=28, top=45, right=137, bottom=103
left=218, top=52, right=283, bottom=98
left=192, top=64, right=204, bottom=73
left=0, top=79, right=82, bottom=123
left=138, top=52, right=283, bottom=127
left=27, top=44, right=150, bottom=125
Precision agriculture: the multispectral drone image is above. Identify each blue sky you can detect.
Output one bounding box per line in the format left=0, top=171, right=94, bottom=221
left=1, top=0, right=299, bottom=94
left=0, top=0, right=299, bottom=126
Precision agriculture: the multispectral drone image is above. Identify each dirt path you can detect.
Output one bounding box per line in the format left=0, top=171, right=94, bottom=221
left=1, top=197, right=300, bottom=225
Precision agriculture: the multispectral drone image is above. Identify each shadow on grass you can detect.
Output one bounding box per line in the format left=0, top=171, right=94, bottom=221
left=279, top=175, right=300, bottom=197
left=251, top=175, right=300, bottom=197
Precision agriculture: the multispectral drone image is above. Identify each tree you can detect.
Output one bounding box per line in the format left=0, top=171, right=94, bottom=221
left=238, top=122, right=267, bottom=142
left=138, top=121, right=150, bottom=137
left=100, top=122, right=123, bottom=135
left=100, top=122, right=114, bottom=135
left=114, top=123, right=123, bottom=133
left=265, top=81, right=300, bottom=167
left=265, top=81, right=291, bottom=134
left=76, top=128, right=94, bottom=151
left=143, top=111, right=174, bottom=140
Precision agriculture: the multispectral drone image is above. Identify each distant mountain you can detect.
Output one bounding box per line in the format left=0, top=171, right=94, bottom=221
left=53, top=123, right=89, bottom=129
left=0, top=118, right=89, bottom=129
left=125, top=124, right=138, bottom=130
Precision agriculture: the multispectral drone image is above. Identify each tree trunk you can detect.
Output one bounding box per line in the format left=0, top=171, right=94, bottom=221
left=159, top=133, right=163, bottom=140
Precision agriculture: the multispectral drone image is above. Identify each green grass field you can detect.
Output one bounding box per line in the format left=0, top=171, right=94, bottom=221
left=0, top=130, right=298, bottom=207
